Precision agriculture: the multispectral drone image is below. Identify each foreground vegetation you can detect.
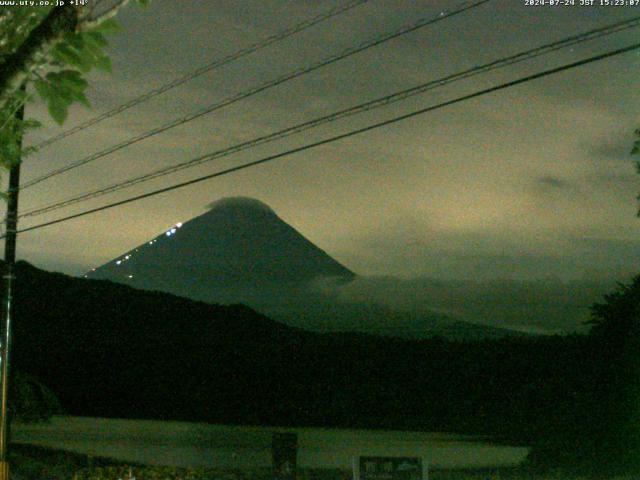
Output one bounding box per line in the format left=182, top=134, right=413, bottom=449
left=5, top=265, right=640, bottom=477
left=7, top=444, right=638, bottom=480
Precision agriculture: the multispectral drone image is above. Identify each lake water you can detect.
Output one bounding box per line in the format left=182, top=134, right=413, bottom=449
left=12, top=416, right=529, bottom=470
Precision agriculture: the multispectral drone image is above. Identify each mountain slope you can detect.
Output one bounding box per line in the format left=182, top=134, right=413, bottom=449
left=86, top=197, right=517, bottom=339
left=7, top=261, right=586, bottom=440
left=87, top=197, right=354, bottom=304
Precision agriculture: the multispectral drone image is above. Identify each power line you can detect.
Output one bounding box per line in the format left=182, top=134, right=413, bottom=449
left=20, top=0, right=491, bottom=190
left=22, top=0, right=486, bottom=187
left=18, top=14, right=640, bottom=219
left=28, top=0, right=369, bottom=152
left=9, top=41, right=640, bottom=238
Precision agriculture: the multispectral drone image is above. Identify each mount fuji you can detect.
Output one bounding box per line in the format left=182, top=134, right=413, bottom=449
left=87, top=197, right=516, bottom=339
left=87, top=197, right=354, bottom=305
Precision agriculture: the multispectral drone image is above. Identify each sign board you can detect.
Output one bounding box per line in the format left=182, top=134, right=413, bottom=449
left=354, top=457, right=424, bottom=480
left=272, top=432, right=297, bottom=480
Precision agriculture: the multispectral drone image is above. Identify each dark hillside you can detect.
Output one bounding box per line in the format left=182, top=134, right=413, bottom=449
left=8, top=261, right=590, bottom=444
left=84, top=197, right=517, bottom=340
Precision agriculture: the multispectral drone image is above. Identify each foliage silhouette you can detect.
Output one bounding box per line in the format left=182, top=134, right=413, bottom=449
left=5, top=261, right=590, bottom=442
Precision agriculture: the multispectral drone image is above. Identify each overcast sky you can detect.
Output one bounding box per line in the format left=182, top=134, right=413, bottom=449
left=7, top=0, right=640, bottom=282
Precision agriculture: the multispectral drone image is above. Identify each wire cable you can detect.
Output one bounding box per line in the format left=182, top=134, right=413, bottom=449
left=20, top=0, right=491, bottom=190
left=29, top=0, right=369, bottom=152
left=18, top=14, right=640, bottom=219
left=9, top=41, right=640, bottom=238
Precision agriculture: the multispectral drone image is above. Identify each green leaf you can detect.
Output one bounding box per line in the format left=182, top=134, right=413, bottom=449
left=52, top=44, right=86, bottom=70
left=63, top=32, right=85, bottom=51
left=47, top=80, right=74, bottom=103
left=11, top=87, right=28, bottom=104
left=53, top=70, right=88, bottom=93
left=54, top=38, right=95, bottom=72
left=48, top=97, right=69, bottom=125
left=21, top=146, right=39, bottom=157
left=59, top=69, right=85, bottom=85
left=22, top=119, right=42, bottom=130
left=33, top=78, right=52, bottom=101
left=0, top=132, right=21, bottom=167
left=69, top=89, right=91, bottom=108
left=0, top=0, right=120, bottom=170
left=94, top=54, right=112, bottom=73
left=6, top=151, right=21, bottom=168
left=85, top=32, right=108, bottom=49
left=78, top=39, right=102, bottom=65
left=88, top=19, right=121, bottom=34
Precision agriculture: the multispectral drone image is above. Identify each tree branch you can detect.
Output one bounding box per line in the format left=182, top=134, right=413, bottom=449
left=81, top=0, right=133, bottom=30
left=0, top=5, right=79, bottom=109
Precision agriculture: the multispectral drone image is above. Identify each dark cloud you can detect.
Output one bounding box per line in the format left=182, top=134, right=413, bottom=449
left=587, top=138, right=636, bottom=162
left=7, top=0, right=640, bottom=310
left=319, top=275, right=622, bottom=334
left=586, top=171, right=638, bottom=188
left=537, top=175, right=569, bottom=189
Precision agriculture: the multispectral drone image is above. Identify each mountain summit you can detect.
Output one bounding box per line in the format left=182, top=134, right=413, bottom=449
left=88, top=197, right=517, bottom=339
left=87, top=197, right=355, bottom=304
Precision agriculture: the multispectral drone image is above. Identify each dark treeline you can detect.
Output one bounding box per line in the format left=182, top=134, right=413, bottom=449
left=6, top=261, right=639, bottom=476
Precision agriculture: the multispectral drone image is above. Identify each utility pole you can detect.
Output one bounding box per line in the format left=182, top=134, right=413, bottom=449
left=0, top=96, right=24, bottom=480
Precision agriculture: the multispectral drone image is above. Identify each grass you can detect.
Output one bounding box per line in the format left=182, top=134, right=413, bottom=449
left=10, top=443, right=128, bottom=479
left=6, top=444, right=638, bottom=480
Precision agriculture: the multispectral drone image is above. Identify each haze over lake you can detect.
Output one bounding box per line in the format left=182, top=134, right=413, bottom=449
left=12, top=416, right=528, bottom=470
